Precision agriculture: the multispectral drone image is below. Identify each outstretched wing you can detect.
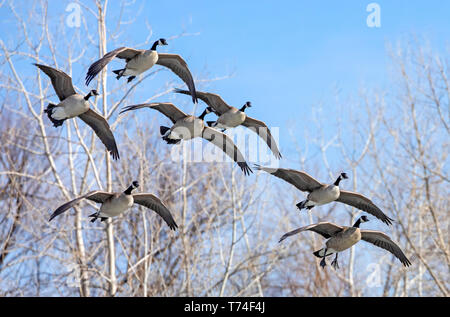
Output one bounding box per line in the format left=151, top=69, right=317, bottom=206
left=132, top=193, right=178, bottom=230
left=34, top=63, right=76, bottom=101
left=361, top=230, right=411, bottom=267
left=120, top=102, right=187, bottom=124
left=279, top=222, right=344, bottom=243
left=78, top=109, right=120, bottom=160
left=337, top=191, right=393, bottom=226
left=49, top=191, right=113, bottom=221
left=202, top=127, right=252, bottom=175
left=85, top=47, right=143, bottom=85
left=242, top=116, right=282, bottom=159
left=174, top=89, right=231, bottom=115
left=255, top=166, right=323, bottom=192
left=156, top=54, right=197, bottom=103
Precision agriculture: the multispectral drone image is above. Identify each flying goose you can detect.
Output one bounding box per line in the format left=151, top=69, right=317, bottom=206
left=85, top=38, right=197, bottom=103
left=175, top=89, right=282, bottom=159
left=120, top=103, right=253, bottom=175
left=34, top=64, right=120, bottom=160
left=279, top=216, right=411, bottom=269
left=49, top=181, right=178, bottom=230
left=255, top=166, right=393, bottom=225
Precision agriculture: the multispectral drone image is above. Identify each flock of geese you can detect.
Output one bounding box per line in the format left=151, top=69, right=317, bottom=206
left=36, top=38, right=410, bottom=271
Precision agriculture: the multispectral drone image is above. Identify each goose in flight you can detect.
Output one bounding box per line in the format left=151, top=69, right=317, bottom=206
left=279, top=216, right=411, bottom=269
left=120, top=103, right=253, bottom=175
left=255, top=165, right=393, bottom=225
left=85, top=38, right=197, bottom=103
left=175, top=89, right=282, bottom=159
left=34, top=63, right=119, bottom=160
left=49, top=181, right=178, bottom=230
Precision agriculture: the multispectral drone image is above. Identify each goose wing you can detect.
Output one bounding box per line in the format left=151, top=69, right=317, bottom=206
left=242, top=116, right=282, bottom=159
left=255, top=166, right=323, bottom=192
left=78, top=109, right=120, bottom=160
left=279, top=222, right=344, bottom=243
left=202, top=127, right=252, bottom=176
left=174, top=89, right=231, bottom=115
left=132, top=194, right=178, bottom=230
left=156, top=54, right=197, bottom=103
left=120, top=102, right=187, bottom=124
left=337, top=191, right=393, bottom=226
left=361, top=230, right=411, bottom=266
left=49, top=191, right=113, bottom=221
left=85, top=47, right=143, bottom=85
left=34, top=64, right=76, bottom=101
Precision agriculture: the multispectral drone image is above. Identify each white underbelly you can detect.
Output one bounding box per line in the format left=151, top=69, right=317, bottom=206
left=308, top=186, right=340, bottom=205
left=99, top=195, right=133, bottom=218
left=317, top=247, right=337, bottom=257
left=213, top=122, right=231, bottom=129
left=217, top=111, right=246, bottom=128
left=168, top=127, right=188, bottom=140
left=170, top=119, right=203, bottom=140
left=125, top=51, right=158, bottom=75
left=53, top=95, right=89, bottom=119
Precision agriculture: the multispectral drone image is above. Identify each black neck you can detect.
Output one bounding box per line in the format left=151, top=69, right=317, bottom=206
left=124, top=185, right=134, bottom=195
left=198, top=109, right=209, bottom=120
left=151, top=40, right=159, bottom=51
left=239, top=104, right=248, bottom=112
left=334, top=175, right=343, bottom=186
left=353, top=218, right=362, bottom=228
left=84, top=91, right=93, bottom=101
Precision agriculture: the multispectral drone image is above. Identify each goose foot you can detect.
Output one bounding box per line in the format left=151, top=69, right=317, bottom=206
left=296, top=201, right=305, bottom=211
left=331, top=253, right=339, bottom=269
left=331, top=259, right=339, bottom=269
left=320, top=257, right=327, bottom=269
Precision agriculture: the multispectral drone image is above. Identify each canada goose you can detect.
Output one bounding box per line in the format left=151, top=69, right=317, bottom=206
left=85, top=39, right=197, bottom=103
left=120, top=103, right=253, bottom=175
left=255, top=166, right=393, bottom=225
left=175, top=89, right=282, bottom=159
left=49, top=181, right=177, bottom=230
left=34, top=63, right=120, bottom=160
left=279, top=216, right=411, bottom=269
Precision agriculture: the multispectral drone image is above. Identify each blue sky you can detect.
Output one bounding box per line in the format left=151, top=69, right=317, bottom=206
left=2, top=0, right=450, bottom=162
left=118, top=0, right=450, bottom=157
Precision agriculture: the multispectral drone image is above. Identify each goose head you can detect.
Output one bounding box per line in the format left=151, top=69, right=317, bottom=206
left=124, top=180, right=140, bottom=195
left=240, top=101, right=252, bottom=112
left=198, top=107, right=212, bottom=120
left=131, top=180, right=140, bottom=189
left=353, top=215, right=369, bottom=228
left=84, top=89, right=99, bottom=100
left=151, top=38, right=168, bottom=51
left=334, top=172, right=348, bottom=186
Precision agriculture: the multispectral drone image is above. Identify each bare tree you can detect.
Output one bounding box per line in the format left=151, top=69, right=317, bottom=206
left=0, top=1, right=447, bottom=297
